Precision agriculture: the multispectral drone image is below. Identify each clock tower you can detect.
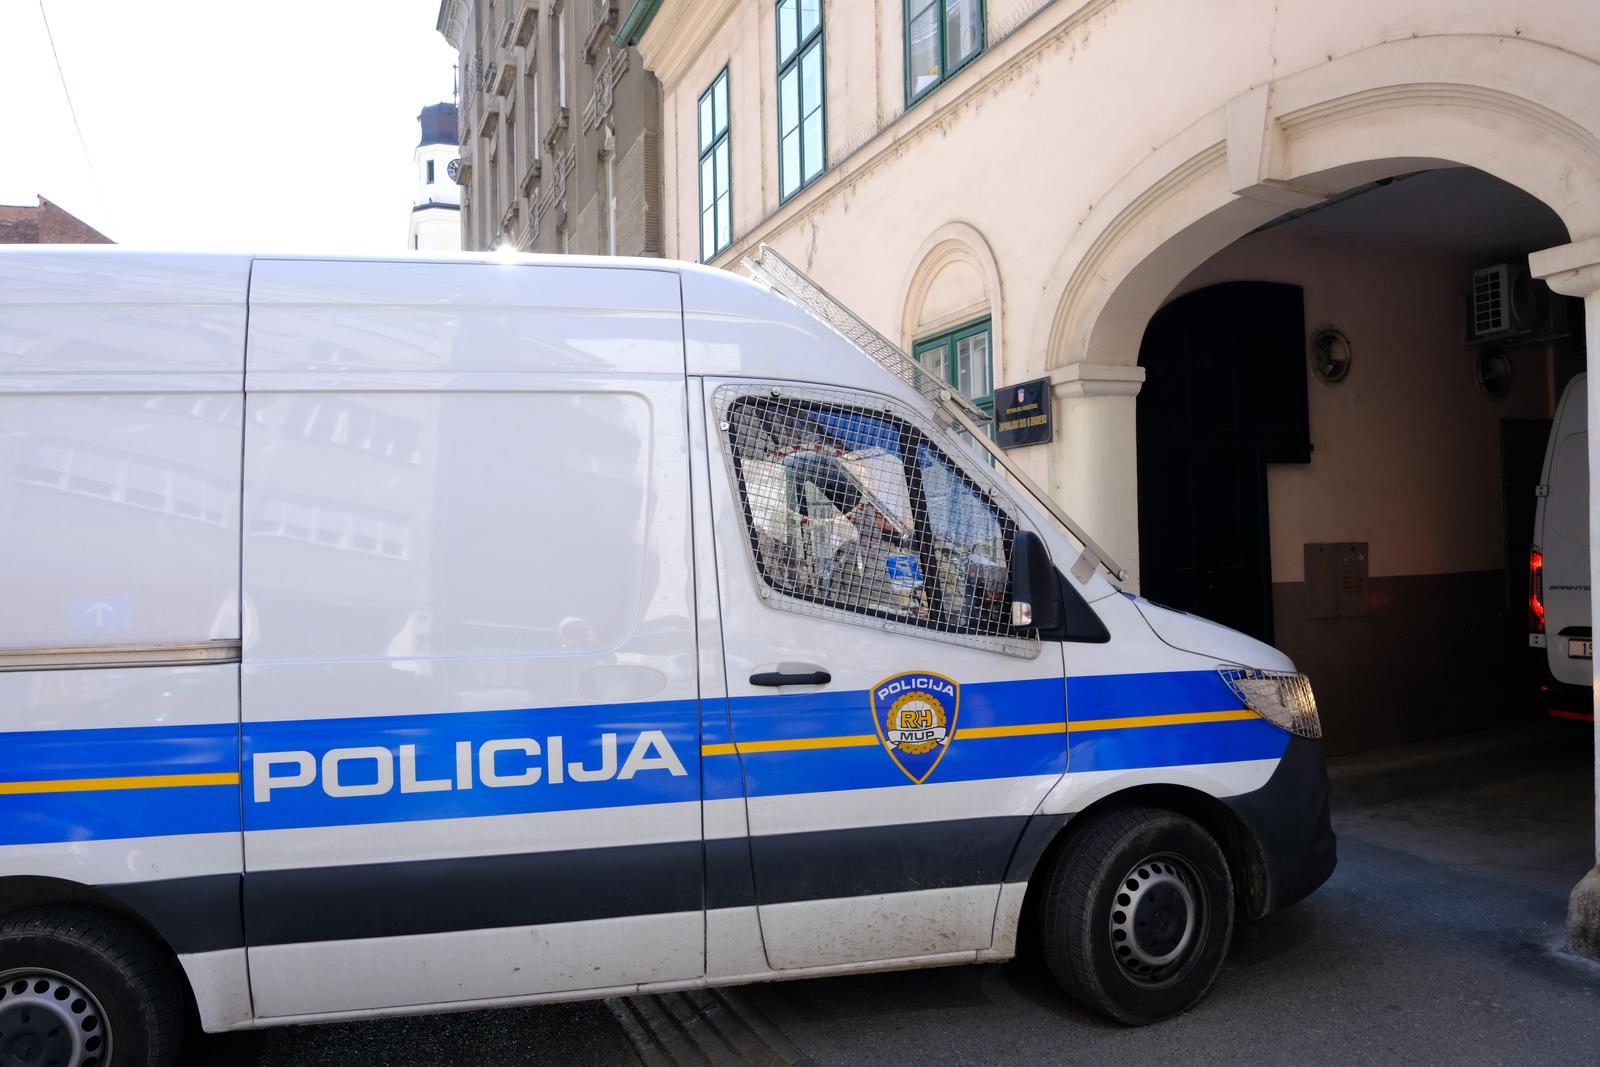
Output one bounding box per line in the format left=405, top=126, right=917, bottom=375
left=408, top=102, right=461, bottom=251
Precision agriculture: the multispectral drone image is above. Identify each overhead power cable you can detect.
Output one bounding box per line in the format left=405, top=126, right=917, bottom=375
left=37, top=0, right=115, bottom=235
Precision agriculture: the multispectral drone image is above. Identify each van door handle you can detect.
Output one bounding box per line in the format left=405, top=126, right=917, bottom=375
left=749, top=668, right=832, bottom=687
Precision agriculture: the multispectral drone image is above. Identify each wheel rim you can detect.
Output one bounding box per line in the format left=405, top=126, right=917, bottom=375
left=0, top=968, right=111, bottom=1067
left=1108, top=853, right=1203, bottom=987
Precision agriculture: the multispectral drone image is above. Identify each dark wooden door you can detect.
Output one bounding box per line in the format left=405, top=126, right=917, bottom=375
left=1136, top=282, right=1310, bottom=643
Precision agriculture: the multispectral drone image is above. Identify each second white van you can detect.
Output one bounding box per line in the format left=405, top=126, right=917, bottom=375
left=1531, top=372, right=1593, bottom=718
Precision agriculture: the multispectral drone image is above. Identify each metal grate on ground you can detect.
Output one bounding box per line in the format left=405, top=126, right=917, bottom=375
left=606, top=989, right=815, bottom=1067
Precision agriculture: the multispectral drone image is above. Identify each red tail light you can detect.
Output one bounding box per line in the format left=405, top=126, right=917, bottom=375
left=1529, top=548, right=1545, bottom=634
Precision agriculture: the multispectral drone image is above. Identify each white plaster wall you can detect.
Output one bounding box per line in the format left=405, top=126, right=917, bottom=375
left=643, top=0, right=1600, bottom=347
left=637, top=0, right=1600, bottom=581
left=661, top=0, right=769, bottom=261
left=1171, top=228, right=1555, bottom=583
left=411, top=210, right=462, bottom=251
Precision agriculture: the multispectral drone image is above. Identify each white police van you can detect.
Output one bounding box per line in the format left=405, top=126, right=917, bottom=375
left=0, top=245, right=1334, bottom=1064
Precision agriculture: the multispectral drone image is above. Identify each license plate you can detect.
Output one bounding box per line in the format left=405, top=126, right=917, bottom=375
left=1569, top=638, right=1592, bottom=660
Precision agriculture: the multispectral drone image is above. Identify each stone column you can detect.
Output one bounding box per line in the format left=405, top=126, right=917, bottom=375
left=1046, top=362, right=1146, bottom=589
left=1531, top=236, right=1600, bottom=960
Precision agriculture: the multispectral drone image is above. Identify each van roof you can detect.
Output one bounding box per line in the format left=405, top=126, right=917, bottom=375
left=0, top=243, right=730, bottom=279
left=0, top=245, right=783, bottom=311
left=0, top=245, right=773, bottom=316
left=0, top=246, right=927, bottom=415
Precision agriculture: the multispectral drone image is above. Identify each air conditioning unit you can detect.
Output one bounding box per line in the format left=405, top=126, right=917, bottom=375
left=1470, top=263, right=1550, bottom=341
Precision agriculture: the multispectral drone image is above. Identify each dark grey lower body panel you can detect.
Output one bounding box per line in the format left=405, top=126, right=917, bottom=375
left=95, top=815, right=1041, bottom=953
left=1221, top=733, right=1337, bottom=915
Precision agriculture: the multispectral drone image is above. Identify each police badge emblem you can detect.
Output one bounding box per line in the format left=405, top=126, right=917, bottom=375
left=870, top=671, right=959, bottom=783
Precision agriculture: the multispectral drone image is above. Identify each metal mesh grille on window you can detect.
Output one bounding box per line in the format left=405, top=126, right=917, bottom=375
left=716, top=385, right=1039, bottom=659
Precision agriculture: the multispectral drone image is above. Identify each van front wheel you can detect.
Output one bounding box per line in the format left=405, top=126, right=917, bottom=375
left=1039, top=807, right=1234, bottom=1024
left=0, top=907, right=183, bottom=1067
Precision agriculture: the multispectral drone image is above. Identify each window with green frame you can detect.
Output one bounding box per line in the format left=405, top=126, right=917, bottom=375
left=914, top=317, right=994, bottom=418
left=698, top=67, right=732, bottom=261
left=905, top=0, right=985, bottom=104
left=776, top=0, right=824, bottom=201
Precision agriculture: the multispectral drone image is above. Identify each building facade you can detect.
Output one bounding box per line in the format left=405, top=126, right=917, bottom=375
left=437, top=0, right=663, bottom=255
left=624, top=0, right=1600, bottom=952
left=0, top=196, right=111, bottom=244
left=410, top=103, right=463, bottom=251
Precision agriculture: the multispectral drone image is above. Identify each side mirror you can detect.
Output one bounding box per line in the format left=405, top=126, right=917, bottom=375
left=1009, top=530, right=1064, bottom=630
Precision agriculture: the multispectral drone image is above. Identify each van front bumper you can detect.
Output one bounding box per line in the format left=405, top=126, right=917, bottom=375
left=1221, top=733, right=1337, bottom=917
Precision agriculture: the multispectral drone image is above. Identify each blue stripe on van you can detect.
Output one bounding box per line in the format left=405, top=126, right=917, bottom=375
left=1068, top=670, right=1247, bottom=720
left=0, top=722, right=238, bottom=784
left=0, top=721, right=241, bottom=845
left=1069, top=718, right=1289, bottom=771
left=0, top=784, right=241, bottom=847
left=717, top=673, right=1286, bottom=796
left=1063, top=669, right=1288, bottom=771
left=0, top=671, right=1289, bottom=845
left=242, top=699, right=703, bottom=832
left=729, top=731, right=1064, bottom=799
left=721, top=676, right=1067, bottom=799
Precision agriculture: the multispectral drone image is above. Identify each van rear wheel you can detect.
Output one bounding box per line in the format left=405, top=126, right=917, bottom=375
left=0, top=907, right=183, bottom=1067
left=1039, top=807, right=1234, bottom=1024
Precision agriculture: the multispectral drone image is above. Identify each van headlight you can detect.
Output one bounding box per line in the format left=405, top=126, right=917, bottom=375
left=1219, top=668, right=1322, bottom=739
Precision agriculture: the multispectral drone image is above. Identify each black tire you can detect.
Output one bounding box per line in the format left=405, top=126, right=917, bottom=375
left=0, top=906, right=184, bottom=1067
left=1039, top=806, right=1234, bottom=1024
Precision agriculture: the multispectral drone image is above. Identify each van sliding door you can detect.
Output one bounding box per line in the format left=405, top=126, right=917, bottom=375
left=238, top=259, right=703, bottom=1019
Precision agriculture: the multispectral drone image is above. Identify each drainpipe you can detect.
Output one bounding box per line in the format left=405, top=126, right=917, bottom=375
left=604, top=124, right=618, bottom=257
left=1532, top=235, right=1600, bottom=960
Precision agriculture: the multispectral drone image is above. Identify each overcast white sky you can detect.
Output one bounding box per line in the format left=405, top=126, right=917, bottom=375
left=0, top=1, right=458, bottom=251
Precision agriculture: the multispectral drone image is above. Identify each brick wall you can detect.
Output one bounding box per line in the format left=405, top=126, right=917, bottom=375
left=615, top=130, right=661, bottom=258
left=0, top=197, right=111, bottom=244
left=572, top=198, right=601, bottom=256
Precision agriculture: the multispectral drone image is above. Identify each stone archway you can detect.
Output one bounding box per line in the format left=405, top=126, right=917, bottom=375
left=1029, top=33, right=1600, bottom=587
left=1039, top=36, right=1600, bottom=374
left=1027, top=32, right=1600, bottom=957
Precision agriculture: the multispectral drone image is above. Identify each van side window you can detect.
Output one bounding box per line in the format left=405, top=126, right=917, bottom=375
left=915, top=441, right=1008, bottom=626
left=720, top=388, right=1033, bottom=656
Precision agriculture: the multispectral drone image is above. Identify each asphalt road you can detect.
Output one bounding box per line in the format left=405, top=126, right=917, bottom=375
left=182, top=998, right=637, bottom=1066
left=185, top=718, right=1600, bottom=1065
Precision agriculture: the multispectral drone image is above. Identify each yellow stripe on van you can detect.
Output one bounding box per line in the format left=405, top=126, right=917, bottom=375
left=959, top=709, right=1256, bottom=738
left=953, top=722, right=1064, bottom=740
left=1070, top=709, right=1258, bottom=732
left=700, top=709, right=1261, bottom=756
left=939, top=709, right=1256, bottom=741
left=0, top=772, right=241, bottom=796
left=701, top=734, right=880, bottom=757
